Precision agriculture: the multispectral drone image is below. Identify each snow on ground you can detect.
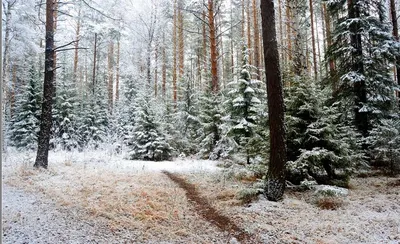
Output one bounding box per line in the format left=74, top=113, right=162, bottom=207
left=2, top=148, right=220, bottom=174
left=2, top=148, right=400, bottom=243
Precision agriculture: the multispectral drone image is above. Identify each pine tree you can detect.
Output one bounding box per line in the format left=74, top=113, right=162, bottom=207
left=128, top=88, right=172, bottom=161
left=8, top=66, right=42, bottom=150
left=226, top=47, right=265, bottom=164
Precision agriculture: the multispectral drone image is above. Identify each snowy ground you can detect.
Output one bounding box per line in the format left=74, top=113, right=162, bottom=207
left=2, top=148, right=400, bottom=243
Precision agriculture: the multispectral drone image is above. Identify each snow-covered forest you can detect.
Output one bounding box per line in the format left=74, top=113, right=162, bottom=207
left=2, top=0, right=400, bottom=243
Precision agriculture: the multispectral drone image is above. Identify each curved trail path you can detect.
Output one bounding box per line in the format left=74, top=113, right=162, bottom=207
left=163, top=171, right=257, bottom=244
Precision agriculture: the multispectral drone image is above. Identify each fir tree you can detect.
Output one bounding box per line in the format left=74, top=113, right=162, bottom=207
left=197, top=92, right=226, bottom=159
left=128, top=88, right=172, bottom=161
left=8, top=66, right=42, bottom=150
left=174, top=78, right=201, bottom=155
left=226, top=47, right=265, bottom=164
left=368, top=118, right=400, bottom=174
left=77, top=85, right=109, bottom=148
left=52, top=67, right=80, bottom=150
left=326, top=0, right=399, bottom=136
left=286, top=79, right=365, bottom=184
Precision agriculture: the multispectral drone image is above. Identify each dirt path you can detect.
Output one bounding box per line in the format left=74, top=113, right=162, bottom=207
left=163, top=171, right=257, bottom=244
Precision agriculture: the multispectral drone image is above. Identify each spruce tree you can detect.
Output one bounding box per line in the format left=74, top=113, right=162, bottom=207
left=52, top=67, right=80, bottom=150
left=77, top=85, right=109, bottom=148
left=326, top=0, right=399, bottom=137
left=286, top=79, right=365, bottom=184
left=174, top=78, right=201, bottom=155
left=128, top=87, right=172, bottom=161
left=226, top=47, right=265, bottom=164
left=197, top=92, right=225, bottom=159
left=8, top=66, right=42, bottom=150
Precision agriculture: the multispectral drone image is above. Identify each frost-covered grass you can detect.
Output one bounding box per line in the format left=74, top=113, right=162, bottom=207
left=3, top=148, right=400, bottom=243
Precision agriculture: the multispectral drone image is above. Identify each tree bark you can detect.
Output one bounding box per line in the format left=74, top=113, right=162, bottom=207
left=178, top=0, right=185, bottom=79
left=162, top=33, right=167, bottom=97
left=278, top=0, right=284, bottom=66
left=202, top=8, right=207, bottom=90
left=208, top=0, right=219, bottom=93
left=154, top=42, right=158, bottom=97
left=252, top=0, right=261, bottom=78
left=324, top=3, right=336, bottom=93
left=107, top=41, right=114, bottom=112
left=309, top=0, right=318, bottom=79
left=73, top=5, right=81, bottom=82
left=390, top=0, right=400, bottom=99
left=173, top=0, right=178, bottom=105
left=348, top=0, right=368, bottom=137
left=286, top=1, right=292, bottom=69
left=116, top=39, right=120, bottom=102
left=260, top=0, right=287, bottom=201
left=34, top=0, right=56, bottom=169
left=2, top=0, right=14, bottom=123
left=247, top=0, right=253, bottom=65
left=92, top=33, right=98, bottom=94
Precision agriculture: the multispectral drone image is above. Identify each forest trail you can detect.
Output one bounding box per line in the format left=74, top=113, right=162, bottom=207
left=162, top=171, right=257, bottom=244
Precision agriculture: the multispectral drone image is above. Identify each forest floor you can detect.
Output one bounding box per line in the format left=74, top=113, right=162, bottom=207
left=2, top=148, right=400, bottom=243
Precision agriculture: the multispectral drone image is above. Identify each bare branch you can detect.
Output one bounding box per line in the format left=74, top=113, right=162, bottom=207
left=55, top=47, right=88, bottom=52
left=53, top=39, right=80, bottom=51
left=81, top=0, right=121, bottom=21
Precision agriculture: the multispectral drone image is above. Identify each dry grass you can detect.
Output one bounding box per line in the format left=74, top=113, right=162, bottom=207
left=4, top=157, right=400, bottom=243
left=315, top=197, right=344, bottom=210
left=4, top=162, right=223, bottom=243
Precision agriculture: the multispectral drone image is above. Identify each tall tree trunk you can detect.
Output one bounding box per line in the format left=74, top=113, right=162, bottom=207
left=247, top=0, right=253, bottom=65
left=286, top=1, right=292, bottom=69
left=73, top=5, right=81, bottom=82
left=324, top=3, right=336, bottom=93
left=309, top=0, right=318, bottom=78
left=34, top=0, right=55, bottom=169
left=202, top=8, right=207, bottom=90
left=260, top=0, right=287, bottom=201
left=348, top=0, right=368, bottom=137
left=115, top=39, right=120, bottom=102
left=11, top=64, right=16, bottom=118
left=178, top=0, right=185, bottom=79
left=208, top=0, right=219, bottom=93
left=162, top=33, right=167, bottom=97
left=241, top=0, right=245, bottom=40
left=173, top=0, right=178, bottom=104
left=390, top=0, right=400, bottom=99
left=253, top=0, right=261, bottom=78
left=92, top=33, right=98, bottom=94
left=107, top=41, right=114, bottom=112
left=2, top=0, right=14, bottom=124
left=154, top=42, right=158, bottom=97
left=320, top=2, right=327, bottom=73
left=53, top=0, right=58, bottom=88
left=278, top=0, right=284, bottom=66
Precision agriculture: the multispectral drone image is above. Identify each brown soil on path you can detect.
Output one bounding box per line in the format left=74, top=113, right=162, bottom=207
left=163, top=171, right=257, bottom=244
